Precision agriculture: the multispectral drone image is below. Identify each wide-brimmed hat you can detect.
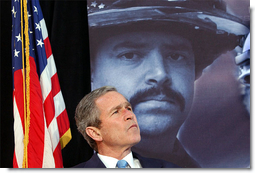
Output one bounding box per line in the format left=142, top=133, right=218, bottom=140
left=87, top=0, right=249, bottom=78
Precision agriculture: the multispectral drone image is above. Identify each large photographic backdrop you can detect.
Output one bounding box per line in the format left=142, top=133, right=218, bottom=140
left=87, top=0, right=250, bottom=168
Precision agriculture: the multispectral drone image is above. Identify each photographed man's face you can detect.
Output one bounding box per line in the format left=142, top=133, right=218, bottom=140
left=91, top=31, right=195, bottom=138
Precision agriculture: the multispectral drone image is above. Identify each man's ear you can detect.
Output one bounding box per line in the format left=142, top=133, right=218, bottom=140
left=86, top=126, right=103, bottom=142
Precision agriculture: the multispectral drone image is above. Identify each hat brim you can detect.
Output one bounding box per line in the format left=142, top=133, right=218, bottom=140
left=88, top=6, right=249, bottom=35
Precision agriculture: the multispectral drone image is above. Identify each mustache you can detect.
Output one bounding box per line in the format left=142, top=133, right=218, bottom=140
left=129, top=86, right=185, bottom=112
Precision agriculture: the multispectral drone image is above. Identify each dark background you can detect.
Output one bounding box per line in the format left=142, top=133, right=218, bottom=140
left=1, top=0, right=250, bottom=168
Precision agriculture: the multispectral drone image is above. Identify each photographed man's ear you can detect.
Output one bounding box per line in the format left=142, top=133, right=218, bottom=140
left=86, top=126, right=103, bottom=142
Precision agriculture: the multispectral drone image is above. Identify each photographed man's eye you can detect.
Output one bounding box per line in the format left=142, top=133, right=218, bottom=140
left=124, top=53, right=136, bottom=59
left=118, top=52, right=140, bottom=60
left=168, top=53, right=185, bottom=61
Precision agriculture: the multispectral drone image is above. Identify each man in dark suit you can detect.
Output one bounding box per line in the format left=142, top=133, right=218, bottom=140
left=74, top=86, right=180, bottom=168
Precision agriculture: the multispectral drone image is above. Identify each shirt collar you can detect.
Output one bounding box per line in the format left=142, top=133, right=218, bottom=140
left=97, top=152, right=135, bottom=168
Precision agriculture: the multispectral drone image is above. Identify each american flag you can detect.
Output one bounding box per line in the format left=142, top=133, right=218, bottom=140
left=12, top=0, right=72, bottom=168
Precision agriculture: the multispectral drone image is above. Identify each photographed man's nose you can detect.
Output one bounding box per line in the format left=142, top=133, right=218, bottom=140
left=144, top=50, right=170, bottom=86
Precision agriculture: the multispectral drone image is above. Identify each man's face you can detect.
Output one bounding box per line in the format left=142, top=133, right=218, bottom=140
left=91, top=31, right=195, bottom=137
left=95, top=91, right=141, bottom=148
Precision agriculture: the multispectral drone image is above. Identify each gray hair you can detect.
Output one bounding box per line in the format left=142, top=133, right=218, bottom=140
left=75, top=86, right=117, bottom=152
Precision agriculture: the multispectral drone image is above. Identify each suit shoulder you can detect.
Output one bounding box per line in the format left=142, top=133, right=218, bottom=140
left=72, top=153, right=105, bottom=168
left=73, top=162, right=87, bottom=168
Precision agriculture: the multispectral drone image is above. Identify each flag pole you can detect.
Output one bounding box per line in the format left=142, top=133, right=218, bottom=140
left=20, top=0, right=30, bottom=168
left=19, top=0, right=27, bottom=167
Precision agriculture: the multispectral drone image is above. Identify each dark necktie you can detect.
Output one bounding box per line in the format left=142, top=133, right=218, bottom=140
left=116, top=160, right=129, bottom=168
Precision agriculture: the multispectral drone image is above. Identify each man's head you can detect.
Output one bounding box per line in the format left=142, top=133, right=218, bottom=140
left=75, top=86, right=140, bottom=152
left=86, top=0, right=249, bottom=155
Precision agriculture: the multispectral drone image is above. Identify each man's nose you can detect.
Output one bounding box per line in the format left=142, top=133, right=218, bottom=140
left=123, top=109, right=134, bottom=121
left=144, top=50, right=170, bottom=86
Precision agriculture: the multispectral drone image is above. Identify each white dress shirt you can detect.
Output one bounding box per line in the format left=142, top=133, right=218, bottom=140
left=97, top=152, right=142, bottom=168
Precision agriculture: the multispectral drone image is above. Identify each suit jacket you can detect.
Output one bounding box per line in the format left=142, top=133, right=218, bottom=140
left=73, top=152, right=180, bottom=168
